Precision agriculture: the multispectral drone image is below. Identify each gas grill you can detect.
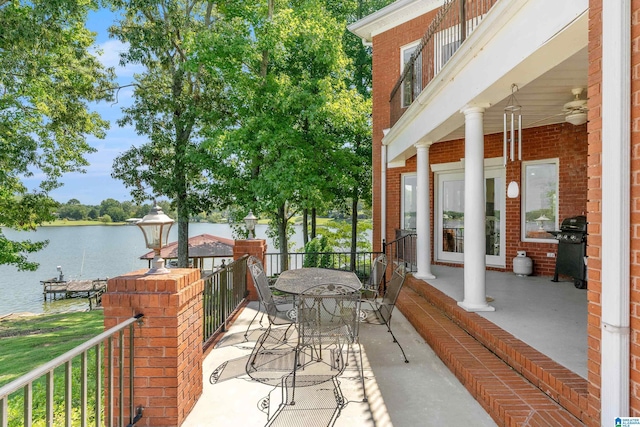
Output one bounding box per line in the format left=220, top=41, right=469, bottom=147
left=551, top=215, right=587, bottom=289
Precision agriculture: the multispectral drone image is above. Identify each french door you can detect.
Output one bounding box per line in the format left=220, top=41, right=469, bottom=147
left=435, top=167, right=505, bottom=267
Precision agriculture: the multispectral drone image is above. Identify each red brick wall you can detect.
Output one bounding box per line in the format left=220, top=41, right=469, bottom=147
left=586, top=0, right=602, bottom=423
left=372, top=10, right=438, bottom=252
left=233, top=239, right=267, bottom=301
left=102, top=269, right=204, bottom=426
left=384, top=123, right=588, bottom=276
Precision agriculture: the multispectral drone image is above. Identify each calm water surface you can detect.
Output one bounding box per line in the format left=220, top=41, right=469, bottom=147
left=0, top=223, right=302, bottom=317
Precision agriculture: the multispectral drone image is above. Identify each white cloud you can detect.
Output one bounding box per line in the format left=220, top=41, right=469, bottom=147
left=93, top=40, right=146, bottom=78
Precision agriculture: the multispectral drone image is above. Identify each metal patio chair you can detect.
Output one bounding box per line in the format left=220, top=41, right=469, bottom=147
left=244, top=256, right=295, bottom=341
left=359, top=264, right=409, bottom=363
left=361, top=253, right=388, bottom=300
left=290, top=283, right=366, bottom=405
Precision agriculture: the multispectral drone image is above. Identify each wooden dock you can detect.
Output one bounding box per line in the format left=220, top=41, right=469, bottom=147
left=41, top=278, right=108, bottom=309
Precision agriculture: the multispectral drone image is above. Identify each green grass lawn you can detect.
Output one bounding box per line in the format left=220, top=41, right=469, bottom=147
left=0, top=311, right=104, bottom=387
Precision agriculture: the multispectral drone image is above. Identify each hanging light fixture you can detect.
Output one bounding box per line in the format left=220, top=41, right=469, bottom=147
left=503, top=83, right=522, bottom=165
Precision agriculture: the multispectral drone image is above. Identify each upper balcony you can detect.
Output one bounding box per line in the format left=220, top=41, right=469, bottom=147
left=389, top=0, right=498, bottom=127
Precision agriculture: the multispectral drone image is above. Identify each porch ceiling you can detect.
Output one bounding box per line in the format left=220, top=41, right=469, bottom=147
left=439, top=47, right=589, bottom=143
left=383, top=0, right=589, bottom=165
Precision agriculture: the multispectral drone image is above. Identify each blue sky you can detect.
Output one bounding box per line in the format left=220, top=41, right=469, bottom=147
left=27, top=8, right=146, bottom=205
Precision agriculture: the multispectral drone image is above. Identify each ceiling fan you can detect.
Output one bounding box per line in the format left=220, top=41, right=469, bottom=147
left=526, top=87, right=588, bottom=127
left=562, top=88, right=588, bottom=125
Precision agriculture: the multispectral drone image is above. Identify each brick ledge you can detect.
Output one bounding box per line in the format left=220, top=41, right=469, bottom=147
left=397, top=277, right=592, bottom=426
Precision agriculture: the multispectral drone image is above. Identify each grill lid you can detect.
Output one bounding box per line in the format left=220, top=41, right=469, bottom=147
left=559, top=215, right=587, bottom=233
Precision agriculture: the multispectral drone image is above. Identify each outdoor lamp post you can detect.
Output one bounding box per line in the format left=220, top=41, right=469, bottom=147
left=244, top=211, right=258, bottom=240
left=136, top=204, right=175, bottom=275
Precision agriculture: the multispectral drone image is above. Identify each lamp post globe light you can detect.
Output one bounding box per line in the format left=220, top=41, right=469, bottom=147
left=243, top=210, right=258, bottom=240
left=137, top=204, right=175, bottom=275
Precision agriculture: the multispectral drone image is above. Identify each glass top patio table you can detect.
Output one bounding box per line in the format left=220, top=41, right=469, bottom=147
left=273, top=268, right=362, bottom=295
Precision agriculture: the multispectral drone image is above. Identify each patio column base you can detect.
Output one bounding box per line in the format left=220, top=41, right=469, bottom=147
left=457, top=300, right=495, bottom=312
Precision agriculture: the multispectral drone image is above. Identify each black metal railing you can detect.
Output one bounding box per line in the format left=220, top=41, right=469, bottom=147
left=0, top=315, right=144, bottom=427
left=264, top=251, right=384, bottom=281
left=386, top=232, right=418, bottom=273
left=389, top=0, right=497, bottom=126
left=202, top=255, right=248, bottom=347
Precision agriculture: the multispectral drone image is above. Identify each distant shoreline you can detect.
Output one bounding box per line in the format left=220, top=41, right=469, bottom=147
left=41, top=220, right=129, bottom=227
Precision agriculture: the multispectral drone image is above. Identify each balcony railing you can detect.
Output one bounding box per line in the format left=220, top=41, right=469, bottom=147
left=202, top=255, right=248, bottom=348
left=264, top=251, right=384, bottom=280
left=388, top=231, right=418, bottom=273
left=0, top=315, right=144, bottom=427
left=389, top=0, right=497, bottom=126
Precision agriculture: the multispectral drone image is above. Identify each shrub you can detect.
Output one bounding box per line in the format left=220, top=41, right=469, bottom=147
left=303, top=236, right=332, bottom=268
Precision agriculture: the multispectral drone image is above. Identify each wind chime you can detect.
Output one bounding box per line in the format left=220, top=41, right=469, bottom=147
left=504, top=84, right=522, bottom=198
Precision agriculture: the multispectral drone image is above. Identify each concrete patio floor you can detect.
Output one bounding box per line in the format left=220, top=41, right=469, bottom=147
left=183, top=264, right=588, bottom=426
left=183, top=298, right=497, bottom=427
left=422, top=264, right=588, bottom=378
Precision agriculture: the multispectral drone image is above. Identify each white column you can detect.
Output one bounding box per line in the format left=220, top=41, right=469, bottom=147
left=458, top=106, right=494, bottom=312
left=414, top=142, right=436, bottom=280
left=601, top=0, right=630, bottom=421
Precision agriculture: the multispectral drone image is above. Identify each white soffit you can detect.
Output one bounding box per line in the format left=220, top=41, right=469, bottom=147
left=384, top=0, right=588, bottom=164
left=348, top=0, right=444, bottom=42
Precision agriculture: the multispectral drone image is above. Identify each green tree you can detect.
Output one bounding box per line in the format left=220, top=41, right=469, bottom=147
left=109, top=0, right=230, bottom=268
left=337, top=0, right=394, bottom=265
left=120, top=201, right=135, bottom=219
left=303, top=236, right=331, bottom=268
left=200, top=0, right=370, bottom=271
left=0, top=0, right=114, bottom=270
left=104, top=206, right=126, bottom=222
left=99, top=198, right=121, bottom=217
left=87, top=208, right=99, bottom=220
left=57, top=203, right=88, bottom=220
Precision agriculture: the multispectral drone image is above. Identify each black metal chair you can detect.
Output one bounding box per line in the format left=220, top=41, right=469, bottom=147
left=244, top=256, right=294, bottom=340
left=360, top=264, right=409, bottom=363
left=290, top=283, right=366, bottom=405
left=361, top=253, right=388, bottom=300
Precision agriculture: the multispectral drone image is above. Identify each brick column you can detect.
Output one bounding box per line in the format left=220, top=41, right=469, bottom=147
left=233, top=239, right=267, bottom=301
left=102, top=268, right=203, bottom=427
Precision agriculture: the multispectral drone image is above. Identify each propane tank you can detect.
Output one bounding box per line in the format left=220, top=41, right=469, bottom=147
left=513, top=251, right=533, bottom=276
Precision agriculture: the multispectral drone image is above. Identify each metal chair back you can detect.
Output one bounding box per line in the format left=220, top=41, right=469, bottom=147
left=364, top=253, right=388, bottom=295
left=248, top=256, right=280, bottom=325
left=297, top=283, right=360, bottom=349
left=378, top=264, right=406, bottom=325
left=291, top=283, right=363, bottom=404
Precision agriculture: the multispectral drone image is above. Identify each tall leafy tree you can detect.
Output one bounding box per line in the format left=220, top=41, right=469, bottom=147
left=0, top=0, right=114, bottom=270
left=109, top=0, right=230, bottom=267
left=199, top=0, right=370, bottom=270
left=336, top=0, right=394, bottom=265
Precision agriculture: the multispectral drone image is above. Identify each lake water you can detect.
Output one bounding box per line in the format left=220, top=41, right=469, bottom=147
left=0, top=223, right=304, bottom=317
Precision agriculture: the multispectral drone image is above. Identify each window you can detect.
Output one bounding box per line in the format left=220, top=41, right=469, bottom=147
left=522, top=160, right=558, bottom=241
left=401, top=174, right=417, bottom=229
left=400, top=42, right=420, bottom=108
